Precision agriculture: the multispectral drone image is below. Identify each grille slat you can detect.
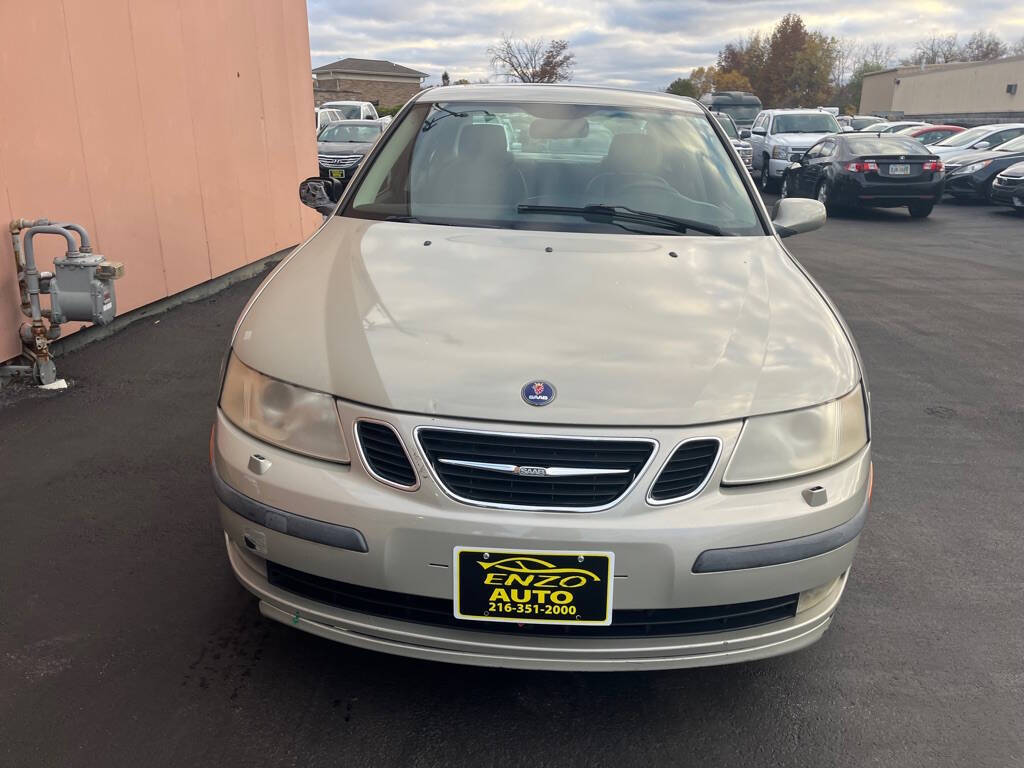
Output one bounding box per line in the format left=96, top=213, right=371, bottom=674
left=356, top=421, right=417, bottom=488
left=417, top=429, right=655, bottom=510
left=267, top=561, right=798, bottom=638
left=648, top=439, right=720, bottom=503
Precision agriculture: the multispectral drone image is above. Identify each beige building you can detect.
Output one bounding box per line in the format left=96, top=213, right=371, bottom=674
left=860, top=56, right=1024, bottom=124
left=313, top=58, right=428, bottom=109
left=0, top=0, right=320, bottom=365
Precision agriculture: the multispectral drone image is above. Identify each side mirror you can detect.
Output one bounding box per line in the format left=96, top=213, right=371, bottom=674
left=772, top=198, right=826, bottom=238
left=299, top=176, right=343, bottom=215
left=740, top=129, right=752, bottom=139
left=752, top=127, right=767, bottom=136
left=973, top=141, right=991, bottom=150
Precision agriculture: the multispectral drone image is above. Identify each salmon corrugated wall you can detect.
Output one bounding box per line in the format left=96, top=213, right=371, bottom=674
left=0, top=0, right=321, bottom=363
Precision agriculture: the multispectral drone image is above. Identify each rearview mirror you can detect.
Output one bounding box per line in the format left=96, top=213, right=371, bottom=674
left=974, top=141, right=991, bottom=150
left=299, top=176, right=343, bottom=215
left=740, top=129, right=752, bottom=139
left=771, top=198, right=826, bottom=238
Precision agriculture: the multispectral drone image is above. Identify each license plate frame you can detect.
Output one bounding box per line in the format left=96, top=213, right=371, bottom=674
left=889, top=163, right=911, bottom=176
left=453, top=546, right=614, bottom=626
left=329, top=168, right=346, bottom=179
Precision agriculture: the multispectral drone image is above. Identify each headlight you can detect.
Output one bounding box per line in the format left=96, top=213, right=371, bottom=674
left=958, top=159, right=992, bottom=174
left=219, top=353, right=350, bottom=463
left=772, top=145, right=791, bottom=160
left=723, top=384, right=868, bottom=485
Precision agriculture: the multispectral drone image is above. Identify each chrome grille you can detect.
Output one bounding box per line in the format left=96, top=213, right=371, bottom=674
left=414, top=428, right=657, bottom=511
left=318, top=154, right=361, bottom=168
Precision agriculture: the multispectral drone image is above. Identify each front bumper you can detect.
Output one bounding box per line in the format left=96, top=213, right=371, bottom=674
left=213, top=405, right=870, bottom=670
left=989, top=179, right=1024, bottom=207
left=945, top=171, right=992, bottom=199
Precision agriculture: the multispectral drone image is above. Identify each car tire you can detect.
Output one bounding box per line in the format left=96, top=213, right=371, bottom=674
left=815, top=181, right=832, bottom=213
left=908, top=202, right=934, bottom=218
left=760, top=156, right=776, bottom=193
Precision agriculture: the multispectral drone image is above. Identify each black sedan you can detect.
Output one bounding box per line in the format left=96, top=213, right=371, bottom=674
left=780, top=135, right=944, bottom=218
left=317, top=120, right=384, bottom=183
left=989, top=161, right=1024, bottom=214
left=943, top=134, right=1024, bottom=201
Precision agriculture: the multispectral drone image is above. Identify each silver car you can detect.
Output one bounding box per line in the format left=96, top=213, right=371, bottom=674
left=214, top=84, right=871, bottom=671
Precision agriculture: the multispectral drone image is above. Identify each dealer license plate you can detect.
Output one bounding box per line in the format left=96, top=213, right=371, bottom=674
left=889, top=164, right=911, bottom=176
left=453, top=547, right=614, bottom=626
left=329, top=168, right=345, bottom=179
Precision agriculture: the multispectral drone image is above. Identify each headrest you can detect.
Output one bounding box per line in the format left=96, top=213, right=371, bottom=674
left=604, top=133, right=661, bottom=174
left=458, top=123, right=508, bottom=156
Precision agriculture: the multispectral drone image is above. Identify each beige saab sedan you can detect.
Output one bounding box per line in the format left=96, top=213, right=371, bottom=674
left=212, top=84, right=872, bottom=670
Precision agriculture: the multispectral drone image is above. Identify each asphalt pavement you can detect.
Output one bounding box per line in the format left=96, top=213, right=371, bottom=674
left=2, top=199, right=1022, bottom=767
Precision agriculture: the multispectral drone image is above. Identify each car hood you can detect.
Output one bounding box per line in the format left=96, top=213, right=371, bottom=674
left=317, top=141, right=374, bottom=155
left=1000, top=161, right=1024, bottom=178
left=947, top=148, right=1024, bottom=168
left=232, top=218, right=859, bottom=426
left=932, top=144, right=987, bottom=160
left=772, top=132, right=833, bottom=145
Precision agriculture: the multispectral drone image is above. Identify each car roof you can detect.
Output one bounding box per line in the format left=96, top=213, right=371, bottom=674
left=415, top=83, right=706, bottom=114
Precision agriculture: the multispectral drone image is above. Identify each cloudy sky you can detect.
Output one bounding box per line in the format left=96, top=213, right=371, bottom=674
left=307, top=0, right=1023, bottom=90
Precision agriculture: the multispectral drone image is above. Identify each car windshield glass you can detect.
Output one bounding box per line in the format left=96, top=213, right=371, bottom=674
left=846, top=138, right=928, bottom=155
left=997, top=135, right=1024, bottom=152
left=345, top=101, right=763, bottom=236
left=714, top=115, right=738, bottom=139
left=329, top=105, right=361, bottom=119
left=851, top=117, right=879, bottom=130
left=717, top=104, right=760, bottom=122
left=772, top=114, right=839, bottom=134
left=933, top=126, right=990, bottom=147
left=319, top=123, right=381, bottom=142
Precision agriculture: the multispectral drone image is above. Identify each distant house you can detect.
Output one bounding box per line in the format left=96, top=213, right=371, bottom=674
left=313, top=57, right=428, bottom=109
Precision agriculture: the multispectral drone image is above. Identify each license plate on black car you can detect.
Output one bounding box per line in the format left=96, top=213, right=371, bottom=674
left=329, top=169, right=345, bottom=179
left=453, top=547, right=614, bottom=625
left=889, top=164, right=910, bottom=176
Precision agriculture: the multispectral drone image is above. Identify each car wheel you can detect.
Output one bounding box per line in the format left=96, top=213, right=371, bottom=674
left=760, top=156, right=776, bottom=193
left=908, top=201, right=934, bottom=218
left=816, top=181, right=831, bottom=212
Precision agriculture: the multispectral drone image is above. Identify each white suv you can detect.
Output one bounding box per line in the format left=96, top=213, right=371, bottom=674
left=748, top=109, right=841, bottom=191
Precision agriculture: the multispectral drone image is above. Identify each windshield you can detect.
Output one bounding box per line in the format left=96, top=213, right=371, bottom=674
left=772, top=114, right=840, bottom=134
left=716, top=104, right=761, bottom=123
left=933, top=126, right=990, bottom=147
left=850, top=117, right=879, bottom=130
left=319, top=123, right=382, bottom=143
left=714, top=114, right=739, bottom=139
left=846, top=138, right=928, bottom=155
left=327, top=105, right=361, bottom=119
left=345, top=101, right=763, bottom=236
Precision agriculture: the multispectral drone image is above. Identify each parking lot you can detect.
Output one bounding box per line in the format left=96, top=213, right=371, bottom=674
left=1, top=197, right=1022, bottom=767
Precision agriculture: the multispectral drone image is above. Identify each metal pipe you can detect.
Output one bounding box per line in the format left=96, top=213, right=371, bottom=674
left=19, top=226, right=77, bottom=374
left=54, top=222, right=91, bottom=251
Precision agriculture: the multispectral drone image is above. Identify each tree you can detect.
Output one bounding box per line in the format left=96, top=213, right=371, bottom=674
left=904, top=33, right=960, bottom=65
left=715, top=70, right=753, bottom=92
left=961, top=30, right=1007, bottom=61
left=665, top=78, right=698, bottom=98
left=488, top=35, right=574, bottom=83
left=441, top=70, right=450, bottom=87
left=834, top=44, right=895, bottom=112
left=453, top=78, right=471, bottom=85
left=1014, top=37, right=1024, bottom=56
left=687, top=66, right=716, bottom=95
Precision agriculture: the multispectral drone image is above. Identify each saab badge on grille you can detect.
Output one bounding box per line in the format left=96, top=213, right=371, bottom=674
left=522, top=380, right=556, bottom=406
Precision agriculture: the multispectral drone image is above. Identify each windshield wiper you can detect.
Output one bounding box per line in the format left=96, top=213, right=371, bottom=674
left=516, top=204, right=723, bottom=236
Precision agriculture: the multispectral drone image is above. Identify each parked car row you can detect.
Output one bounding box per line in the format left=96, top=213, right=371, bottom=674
left=744, top=107, right=1024, bottom=217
